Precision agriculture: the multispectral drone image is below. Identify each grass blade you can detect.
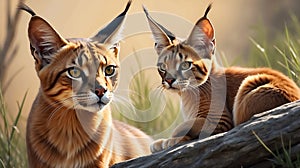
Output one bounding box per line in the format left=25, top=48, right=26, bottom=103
left=9, top=91, right=27, bottom=142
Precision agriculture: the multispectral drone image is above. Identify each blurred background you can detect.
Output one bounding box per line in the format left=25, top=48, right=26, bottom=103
left=1, top=0, right=300, bottom=166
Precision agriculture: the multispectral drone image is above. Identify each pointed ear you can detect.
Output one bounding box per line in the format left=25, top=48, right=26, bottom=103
left=91, top=0, right=132, bottom=59
left=92, top=0, right=132, bottom=47
left=143, top=6, right=176, bottom=55
left=28, top=16, right=68, bottom=68
left=186, top=4, right=215, bottom=56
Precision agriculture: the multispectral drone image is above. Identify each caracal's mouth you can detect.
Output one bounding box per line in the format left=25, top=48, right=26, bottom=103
left=71, top=91, right=113, bottom=112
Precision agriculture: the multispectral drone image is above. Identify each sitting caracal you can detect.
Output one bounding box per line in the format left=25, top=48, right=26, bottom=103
left=20, top=1, right=152, bottom=167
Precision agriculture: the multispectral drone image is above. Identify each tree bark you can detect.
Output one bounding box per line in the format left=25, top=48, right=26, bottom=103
left=112, top=101, right=300, bottom=168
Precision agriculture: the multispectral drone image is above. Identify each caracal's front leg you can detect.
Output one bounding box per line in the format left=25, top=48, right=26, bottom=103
left=150, top=118, right=215, bottom=153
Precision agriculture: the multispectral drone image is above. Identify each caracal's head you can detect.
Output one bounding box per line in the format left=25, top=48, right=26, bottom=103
left=21, top=1, right=132, bottom=112
left=143, top=5, right=215, bottom=93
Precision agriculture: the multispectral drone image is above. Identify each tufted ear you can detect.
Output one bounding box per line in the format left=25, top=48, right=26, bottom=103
left=92, top=0, right=132, bottom=46
left=20, top=3, right=68, bottom=70
left=91, top=0, right=132, bottom=59
left=186, top=4, right=215, bottom=57
left=28, top=17, right=68, bottom=67
left=143, top=6, right=176, bottom=55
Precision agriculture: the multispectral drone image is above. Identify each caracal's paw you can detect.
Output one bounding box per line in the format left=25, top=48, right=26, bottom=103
left=150, top=138, right=179, bottom=153
left=150, top=136, right=191, bottom=153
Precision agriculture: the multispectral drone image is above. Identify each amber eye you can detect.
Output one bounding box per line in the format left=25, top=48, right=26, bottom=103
left=105, top=65, right=116, bottom=76
left=67, top=67, right=82, bottom=78
left=180, top=62, right=192, bottom=71
left=158, top=63, right=167, bottom=72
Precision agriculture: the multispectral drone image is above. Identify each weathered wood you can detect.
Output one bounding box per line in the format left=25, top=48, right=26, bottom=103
left=112, top=101, right=300, bottom=168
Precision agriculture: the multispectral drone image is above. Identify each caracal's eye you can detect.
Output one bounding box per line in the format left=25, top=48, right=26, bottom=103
left=158, top=63, right=167, bottom=72
left=180, top=61, right=192, bottom=71
left=105, top=65, right=117, bottom=76
left=67, top=67, right=82, bottom=79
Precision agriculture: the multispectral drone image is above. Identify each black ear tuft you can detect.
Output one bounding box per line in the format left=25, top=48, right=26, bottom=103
left=203, top=3, right=212, bottom=18
left=92, top=0, right=132, bottom=45
left=143, top=6, right=176, bottom=41
left=18, top=3, right=36, bottom=16
left=186, top=4, right=215, bottom=57
left=21, top=4, right=68, bottom=70
left=143, top=5, right=176, bottom=55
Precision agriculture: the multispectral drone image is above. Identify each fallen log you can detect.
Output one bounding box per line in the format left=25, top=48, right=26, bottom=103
left=112, top=101, right=300, bottom=168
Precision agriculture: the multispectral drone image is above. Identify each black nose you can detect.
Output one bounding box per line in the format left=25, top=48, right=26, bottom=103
left=95, top=86, right=107, bottom=98
left=165, top=78, right=176, bottom=86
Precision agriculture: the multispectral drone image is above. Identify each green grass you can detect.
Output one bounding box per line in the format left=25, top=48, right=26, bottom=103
left=0, top=88, right=27, bottom=168
left=111, top=53, right=182, bottom=138
left=0, top=2, right=299, bottom=167
left=247, top=14, right=300, bottom=86
left=253, top=131, right=300, bottom=168
left=242, top=14, right=300, bottom=167
left=0, top=1, right=28, bottom=167
left=112, top=14, right=300, bottom=140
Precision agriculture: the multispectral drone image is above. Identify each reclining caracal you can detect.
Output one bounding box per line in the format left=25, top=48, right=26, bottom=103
left=143, top=5, right=300, bottom=153
left=20, top=1, right=152, bottom=167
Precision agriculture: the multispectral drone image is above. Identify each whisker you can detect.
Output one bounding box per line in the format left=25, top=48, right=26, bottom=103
left=46, top=97, right=74, bottom=122
left=156, top=85, right=165, bottom=94
left=184, top=84, right=200, bottom=98
left=111, top=94, right=137, bottom=115
left=112, top=94, right=132, bottom=104
left=47, top=104, right=67, bottom=123
left=150, top=82, right=162, bottom=90
left=38, top=97, right=69, bottom=115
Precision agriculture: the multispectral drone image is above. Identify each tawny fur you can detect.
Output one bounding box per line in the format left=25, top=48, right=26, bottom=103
left=27, top=93, right=151, bottom=167
left=144, top=5, right=300, bottom=153
left=21, top=1, right=152, bottom=167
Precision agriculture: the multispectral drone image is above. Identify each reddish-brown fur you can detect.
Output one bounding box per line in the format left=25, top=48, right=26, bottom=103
left=144, top=5, right=300, bottom=153
left=225, top=67, right=300, bottom=125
